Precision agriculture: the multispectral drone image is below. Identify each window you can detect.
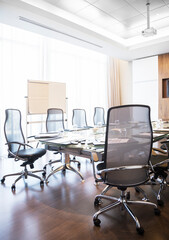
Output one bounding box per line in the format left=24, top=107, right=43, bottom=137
left=0, top=23, right=108, bottom=156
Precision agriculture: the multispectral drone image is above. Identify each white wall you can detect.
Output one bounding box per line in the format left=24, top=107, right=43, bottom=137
left=119, top=60, right=132, bottom=105
left=132, top=56, right=158, bottom=121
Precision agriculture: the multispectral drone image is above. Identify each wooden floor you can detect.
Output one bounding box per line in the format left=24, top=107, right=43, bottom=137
left=0, top=151, right=169, bottom=240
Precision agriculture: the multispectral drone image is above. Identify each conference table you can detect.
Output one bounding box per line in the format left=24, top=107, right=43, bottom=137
left=38, top=127, right=105, bottom=182
left=38, top=125, right=169, bottom=183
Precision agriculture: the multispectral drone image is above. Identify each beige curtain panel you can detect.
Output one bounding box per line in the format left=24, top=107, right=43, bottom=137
left=107, top=57, right=121, bottom=108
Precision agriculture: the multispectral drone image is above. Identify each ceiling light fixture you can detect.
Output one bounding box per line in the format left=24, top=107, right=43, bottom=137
left=142, top=0, right=157, bottom=37
left=19, top=16, right=103, bottom=48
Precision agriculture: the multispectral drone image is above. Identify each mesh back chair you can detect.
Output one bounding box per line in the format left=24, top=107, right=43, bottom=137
left=91, top=105, right=160, bottom=234
left=72, top=109, right=88, bottom=128
left=46, top=108, right=65, bottom=133
left=44, top=108, right=80, bottom=181
left=136, top=140, right=169, bottom=207
left=1, top=109, right=46, bottom=190
left=151, top=141, right=169, bottom=206
left=44, top=108, right=65, bottom=171
left=71, top=108, right=91, bottom=165
left=93, top=107, right=105, bottom=126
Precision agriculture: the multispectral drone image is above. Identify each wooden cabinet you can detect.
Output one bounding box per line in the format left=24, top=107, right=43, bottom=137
left=158, top=53, right=169, bottom=120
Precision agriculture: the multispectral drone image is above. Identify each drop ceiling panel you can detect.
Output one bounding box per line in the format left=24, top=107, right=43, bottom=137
left=106, top=22, right=127, bottom=34
left=84, top=0, right=99, bottom=4
left=122, top=14, right=146, bottom=28
left=77, top=4, right=104, bottom=21
left=91, top=12, right=119, bottom=28
left=45, top=0, right=61, bottom=6
left=54, top=0, right=89, bottom=14
left=110, top=5, right=140, bottom=21
left=93, top=0, right=127, bottom=14
left=147, top=5, right=169, bottom=22
left=130, top=0, right=165, bottom=13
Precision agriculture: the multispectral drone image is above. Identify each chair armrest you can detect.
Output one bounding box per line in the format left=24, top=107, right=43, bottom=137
left=151, top=158, right=169, bottom=168
left=161, top=140, right=169, bottom=144
left=152, top=147, right=167, bottom=155
left=27, top=135, right=35, bottom=139
left=5, top=141, right=33, bottom=149
left=98, top=165, right=149, bottom=175
left=8, top=149, right=26, bottom=162
left=6, top=141, right=33, bottom=162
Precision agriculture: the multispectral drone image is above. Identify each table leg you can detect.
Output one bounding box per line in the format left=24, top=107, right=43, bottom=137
left=46, top=153, right=84, bottom=182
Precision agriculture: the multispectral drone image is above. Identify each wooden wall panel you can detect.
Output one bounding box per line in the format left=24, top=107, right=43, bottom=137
left=158, top=53, right=169, bottom=120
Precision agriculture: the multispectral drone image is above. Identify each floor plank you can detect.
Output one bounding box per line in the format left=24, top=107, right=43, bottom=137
left=0, top=152, right=169, bottom=240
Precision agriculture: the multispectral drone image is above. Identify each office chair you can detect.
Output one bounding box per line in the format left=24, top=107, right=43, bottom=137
left=44, top=108, right=80, bottom=173
left=91, top=105, right=160, bottom=234
left=1, top=109, right=46, bottom=190
left=72, top=109, right=91, bottom=128
left=135, top=140, right=169, bottom=206
left=44, top=108, right=64, bottom=171
left=93, top=107, right=105, bottom=126
left=72, top=108, right=93, bottom=164
left=152, top=141, right=169, bottom=205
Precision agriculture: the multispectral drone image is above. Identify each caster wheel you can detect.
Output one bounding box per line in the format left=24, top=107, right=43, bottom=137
left=126, top=192, right=130, bottom=200
left=1, top=178, right=5, bottom=184
left=136, top=227, right=144, bottom=235
left=151, top=177, right=156, bottom=182
left=154, top=208, right=161, bottom=216
left=40, top=180, right=44, bottom=185
left=157, top=199, right=164, bottom=207
left=42, top=172, right=46, bottom=177
left=93, top=218, right=101, bottom=227
left=78, top=163, right=81, bottom=168
left=11, top=185, right=16, bottom=191
left=94, top=198, right=101, bottom=206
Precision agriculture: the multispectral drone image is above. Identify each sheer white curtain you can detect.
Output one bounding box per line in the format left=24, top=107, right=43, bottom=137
left=0, top=24, right=43, bottom=156
left=107, top=57, right=121, bottom=107
left=44, top=37, right=108, bottom=127
left=0, top=23, right=108, bottom=156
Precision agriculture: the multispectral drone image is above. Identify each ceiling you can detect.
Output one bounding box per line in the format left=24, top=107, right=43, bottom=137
left=44, top=0, right=169, bottom=39
left=1, top=0, right=169, bottom=60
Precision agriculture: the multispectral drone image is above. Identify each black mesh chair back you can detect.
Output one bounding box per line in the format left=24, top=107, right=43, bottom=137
left=93, top=107, right=105, bottom=126
left=72, top=109, right=88, bottom=128
left=4, top=109, right=25, bottom=155
left=104, top=105, right=152, bottom=187
left=46, top=108, right=65, bottom=132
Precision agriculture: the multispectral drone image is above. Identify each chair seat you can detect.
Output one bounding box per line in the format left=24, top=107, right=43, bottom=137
left=15, top=148, right=46, bottom=161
